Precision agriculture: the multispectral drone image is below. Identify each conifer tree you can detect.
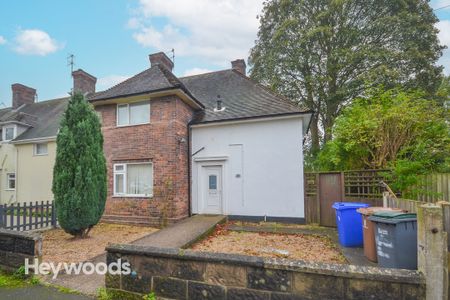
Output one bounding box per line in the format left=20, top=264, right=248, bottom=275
left=52, top=93, right=106, bottom=238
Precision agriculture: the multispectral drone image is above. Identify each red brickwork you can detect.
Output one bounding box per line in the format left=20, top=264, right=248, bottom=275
left=95, top=95, right=195, bottom=226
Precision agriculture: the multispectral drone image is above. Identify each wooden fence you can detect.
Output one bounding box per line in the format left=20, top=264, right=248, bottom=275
left=0, top=201, right=56, bottom=231
left=305, top=169, right=450, bottom=226
left=304, top=170, right=388, bottom=226
left=413, top=173, right=450, bottom=203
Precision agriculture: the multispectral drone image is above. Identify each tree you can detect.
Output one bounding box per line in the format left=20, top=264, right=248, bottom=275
left=315, top=88, right=450, bottom=191
left=52, top=93, right=107, bottom=238
left=249, top=0, right=444, bottom=155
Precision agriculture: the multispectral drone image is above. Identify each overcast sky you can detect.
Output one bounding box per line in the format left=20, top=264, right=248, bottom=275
left=0, top=0, right=448, bottom=105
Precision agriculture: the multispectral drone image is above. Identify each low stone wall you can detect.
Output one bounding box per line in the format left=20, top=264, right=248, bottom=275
left=0, top=229, right=42, bottom=271
left=106, top=244, right=425, bottom=300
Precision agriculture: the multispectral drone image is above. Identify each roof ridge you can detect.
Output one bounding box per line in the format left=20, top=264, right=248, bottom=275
left=179, top=69, right=231, bottom=80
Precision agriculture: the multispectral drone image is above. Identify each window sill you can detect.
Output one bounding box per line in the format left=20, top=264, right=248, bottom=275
left=116, top=122, right=150, bottom=128
left=112, top=195, right=153, bottom=199
left=33, top=154, right=48, bottom=156
left=5, top=189, right=15, bottom=191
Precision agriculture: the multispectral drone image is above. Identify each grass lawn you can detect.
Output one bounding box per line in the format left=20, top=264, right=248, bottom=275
left=191, top=223, right=346, bottom=264
left=42, top=223, right=158, bottom=264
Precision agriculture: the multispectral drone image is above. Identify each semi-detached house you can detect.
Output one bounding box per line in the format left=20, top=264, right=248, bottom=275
left=2, top=52, right=312, bottom=226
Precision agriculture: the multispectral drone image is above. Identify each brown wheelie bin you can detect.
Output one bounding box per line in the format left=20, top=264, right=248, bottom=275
left=356, top=207, right=404, bottom=262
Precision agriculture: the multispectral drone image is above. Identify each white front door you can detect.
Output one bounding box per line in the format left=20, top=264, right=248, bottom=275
left=201, top=166, right=222, bottom=214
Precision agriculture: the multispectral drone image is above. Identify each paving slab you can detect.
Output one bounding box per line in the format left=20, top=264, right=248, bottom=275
left=133, top=214, right=226, bottom=248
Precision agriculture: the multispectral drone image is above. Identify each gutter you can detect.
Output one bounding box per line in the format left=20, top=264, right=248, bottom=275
left=11, top=136, right=56, bottom=145
left=190, top=111, right=313, bottom=128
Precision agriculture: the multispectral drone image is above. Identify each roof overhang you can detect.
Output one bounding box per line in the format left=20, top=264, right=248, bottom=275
left=11, top=136, right=56, bottom=145
left=89, top=87, right=204, bottom=110
left=0, top=121, right=33, bottom=127
left=190, top=111, right=313, bottom=135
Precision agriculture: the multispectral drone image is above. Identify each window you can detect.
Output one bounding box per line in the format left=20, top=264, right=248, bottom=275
left=34, top=143, right=48, bottom=155
left=117, top=101, right=150, bottom=126
left=4, top=126, right=15, bottom=141
left=113, top=163, right=153, bottom=197
left=6, top=173, right=15, bottom=190
left=209, top=175, right=217, bottom=190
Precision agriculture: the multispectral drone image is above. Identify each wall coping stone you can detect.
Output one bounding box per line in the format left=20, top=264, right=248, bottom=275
left=0, top=229, right=41, bottom=241
left=106, top=244, right=424, bottom=285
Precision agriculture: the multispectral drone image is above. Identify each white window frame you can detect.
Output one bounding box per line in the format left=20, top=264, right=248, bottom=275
left=116, top=101, right=150, bottom=127
left=6, top=173, right=15, bottom=190
left=3, top=125, right=16, bottom=142
left=113, top=162, right=153, bottom=197
left=33, top=143, right=48, bottom=156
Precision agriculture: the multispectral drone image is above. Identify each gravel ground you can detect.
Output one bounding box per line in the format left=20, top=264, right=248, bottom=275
left=191, top=224, right=346, bottom=264
left=42, top=223, right=158, bottom=264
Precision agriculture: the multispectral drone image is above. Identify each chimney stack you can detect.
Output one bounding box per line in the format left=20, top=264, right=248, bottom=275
left=149, top=52, right=174, bottom=72
left=72, top=69, right=97, bottom=95
left=231, top=59, right=246, bottom=75
left=12, top=84, right=36, bottom=109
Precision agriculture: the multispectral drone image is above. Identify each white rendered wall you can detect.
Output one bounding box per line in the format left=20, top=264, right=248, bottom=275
left=191, top=116, right=305, bottom=219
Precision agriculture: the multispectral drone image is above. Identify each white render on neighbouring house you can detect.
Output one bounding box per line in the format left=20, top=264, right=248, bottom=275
left=191, top=114, right=309, bottom=221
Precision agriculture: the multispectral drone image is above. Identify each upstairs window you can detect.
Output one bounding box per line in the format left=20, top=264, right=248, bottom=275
left=6, top=173, right=15, bottom=190
left=3, top=126, right=15, bottom=141
left=34, top=143, right=48, bottom=156
left=117, top=101, right=150, bottom=126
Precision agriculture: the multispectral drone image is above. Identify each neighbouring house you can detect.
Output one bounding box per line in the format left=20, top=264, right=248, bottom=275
left=89, top=52, right=312, bottom=225
left=0, top=84, right=68, bottom=204
left=1, top=52, right=312, bottom=226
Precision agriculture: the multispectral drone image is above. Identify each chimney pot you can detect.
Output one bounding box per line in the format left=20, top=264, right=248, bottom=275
left=231, top=59, right=246, bottom=75
left=149, top=52, right=174, bottom=71
left=11, top=84, right=36, bottom=109
left=72, top=69, right=97, bottom=95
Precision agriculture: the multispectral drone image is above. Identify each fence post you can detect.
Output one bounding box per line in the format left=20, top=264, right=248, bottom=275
left=382, top=191, right=389, bottom=208
left=417, top=204, right=448, bottom=300
left=51, top=202, right=57, bottom=228
left=0, top=204, right=3, bottom=228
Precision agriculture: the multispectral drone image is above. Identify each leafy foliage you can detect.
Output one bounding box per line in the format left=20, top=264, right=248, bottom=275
left=52, top=93, right=107, bottom=238
left=249, top=0, right=444, bottom=154
left=315, top=88, right=450, bottom=191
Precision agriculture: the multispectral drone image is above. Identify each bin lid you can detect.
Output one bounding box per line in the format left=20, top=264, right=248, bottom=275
left=372, top=211, right=416, bottom=219
left=332, top=202, right=369, bottom=210
left=368, top=214, right=417, bottom=224
left=357, top=207, right=405, bottom=216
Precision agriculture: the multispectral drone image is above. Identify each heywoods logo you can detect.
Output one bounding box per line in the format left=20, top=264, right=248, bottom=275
left=25, top=258, right=131, bottom=279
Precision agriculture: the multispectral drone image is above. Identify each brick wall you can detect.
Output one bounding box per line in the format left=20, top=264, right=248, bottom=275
left=105, top=245, right=425, bottom=300
left=95, top=96, right=195, bottom=226
left=0, top=229, right=42, bottom=271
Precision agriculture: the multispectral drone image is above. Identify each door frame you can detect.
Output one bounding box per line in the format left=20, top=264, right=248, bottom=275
left=193, top=158, right=227, bottom=215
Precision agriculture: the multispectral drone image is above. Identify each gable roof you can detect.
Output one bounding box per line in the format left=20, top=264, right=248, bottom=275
left=10, top=97, right=69, bottom=142
left=179, top=69, right=310, bottom=124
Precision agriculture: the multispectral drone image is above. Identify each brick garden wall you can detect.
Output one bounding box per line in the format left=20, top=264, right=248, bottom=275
left=105, top=244, right=425, bottom=300
left=0, top=229, right=42, bottom=271
left=95, top=96, right=195, bottom=227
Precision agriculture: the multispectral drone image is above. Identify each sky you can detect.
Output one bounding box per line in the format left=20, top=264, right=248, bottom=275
left=0, top=0, right=449, bottom=106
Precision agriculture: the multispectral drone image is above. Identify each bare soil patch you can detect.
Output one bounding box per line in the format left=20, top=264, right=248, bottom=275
left=191, top=224, right=346, bottom=264
left=42, top=223, right=157, bottom=264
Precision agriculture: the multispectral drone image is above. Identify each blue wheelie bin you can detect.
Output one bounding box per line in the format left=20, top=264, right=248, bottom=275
left=332, top=202, right=370, bottom=247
